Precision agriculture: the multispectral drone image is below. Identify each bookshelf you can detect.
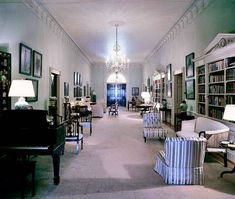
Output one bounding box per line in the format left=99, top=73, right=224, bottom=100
left=195, top=33, right=235, bottom=120
left=152, top=71, right=165, bottom=104
left=197, top=65, right=206, bottom=115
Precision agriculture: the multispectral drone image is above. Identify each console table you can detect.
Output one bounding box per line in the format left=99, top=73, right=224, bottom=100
left=220, top=141, right=235, bottom=177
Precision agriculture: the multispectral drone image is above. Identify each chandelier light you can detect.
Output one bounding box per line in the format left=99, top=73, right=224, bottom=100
left=106, top=24, right=129, bottom=72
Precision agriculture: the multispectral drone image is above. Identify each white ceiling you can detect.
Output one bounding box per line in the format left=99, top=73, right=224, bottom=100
left=41, top=0, right=194, bottom=65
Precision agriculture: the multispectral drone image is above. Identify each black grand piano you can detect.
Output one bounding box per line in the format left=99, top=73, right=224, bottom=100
left=0, top=109, right=66, bottom=185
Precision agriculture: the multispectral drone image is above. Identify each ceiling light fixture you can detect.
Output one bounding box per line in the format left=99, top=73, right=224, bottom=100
left=106, top=23, right=129, bottom=72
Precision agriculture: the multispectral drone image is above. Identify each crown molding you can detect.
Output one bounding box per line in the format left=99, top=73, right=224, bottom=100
left=22, top=0, right=91, bottom=64
left=145, top=0, right=211, bottom=62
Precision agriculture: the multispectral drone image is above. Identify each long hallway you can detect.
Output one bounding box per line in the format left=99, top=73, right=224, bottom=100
left=4, top=109, right=235, bottom=198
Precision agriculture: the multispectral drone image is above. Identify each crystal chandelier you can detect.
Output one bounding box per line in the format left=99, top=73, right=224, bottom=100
left=106, top=24, right=129, bottom=72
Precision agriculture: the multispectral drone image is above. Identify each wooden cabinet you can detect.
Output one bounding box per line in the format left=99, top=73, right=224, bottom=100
left=0, top=51, right=11, bottom=110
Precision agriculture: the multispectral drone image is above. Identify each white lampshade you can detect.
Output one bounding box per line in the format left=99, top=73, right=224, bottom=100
left=223, top=105, right=235, bottom=122
left=141, top=91, right=151, bottom=104
left=8, top=80, right=35, bottom=109
left=9, top=80, right=35, bottom=97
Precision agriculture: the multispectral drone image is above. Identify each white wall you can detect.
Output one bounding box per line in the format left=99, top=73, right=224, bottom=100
left=0, top=2, right=91, bottom=112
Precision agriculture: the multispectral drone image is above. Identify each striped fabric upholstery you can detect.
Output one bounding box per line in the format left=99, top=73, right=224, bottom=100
left=154, top=137, right=206, bottom=185
left=143, top=113, right=167, bottom=142
left=143, top=112, right=161, bottom=128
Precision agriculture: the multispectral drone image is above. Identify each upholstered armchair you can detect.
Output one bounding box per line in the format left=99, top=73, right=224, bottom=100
left=154, top=137, right=207, bottom=185
left=143, top=112, right=167, bottom=142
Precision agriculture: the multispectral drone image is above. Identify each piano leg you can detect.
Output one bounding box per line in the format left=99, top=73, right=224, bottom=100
left=52, top=154, right=60, bottom=185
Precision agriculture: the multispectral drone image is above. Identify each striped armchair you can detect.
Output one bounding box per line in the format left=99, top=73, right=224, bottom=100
left=154, top=137, right=207, bottom=185
left=143, top=112, right=167, bottom=142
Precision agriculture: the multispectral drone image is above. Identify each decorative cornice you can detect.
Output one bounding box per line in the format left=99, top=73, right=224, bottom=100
left=145, top=0, right=211, bottom=62
left=22, top=0, right=91, bottom=64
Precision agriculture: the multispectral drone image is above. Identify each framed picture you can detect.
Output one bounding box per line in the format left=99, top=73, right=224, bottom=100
left=166, top=64, right=172, bottom=81
left=185, top=79, right=195, bottom=99
left=166, top=82, right=172, bottom=98
left=33, top=50, right=42, bottom=77
left=186, top=52, right=195, bottom=78
left=64, top=82, right=69, bottom=97
left=19, top=43, right=32, bottom=75
left=132, top=87, right=139, bottom=96
left=79, top=74, right=82, bottom=86
left=26, top=79, right=38, bottom=102
left=74, top=86, right=78, bottom=97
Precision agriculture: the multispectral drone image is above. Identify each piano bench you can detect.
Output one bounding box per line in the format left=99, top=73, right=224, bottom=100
left=0, top=160, right=36, bottom=198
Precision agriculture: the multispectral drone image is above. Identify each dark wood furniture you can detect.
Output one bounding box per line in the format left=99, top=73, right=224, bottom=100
left=0, top=110, right=66, bottom=185
left=174, top=113, right=195, bottom=132
left=108, top=103, right=118, bottom=116
left=0, top=51, right=11, bottom=111
left=137, top=104, right=153, bottom=117
left=159, top=107, right=171, bottom=124
left=220, top=142, right=235, bottom=177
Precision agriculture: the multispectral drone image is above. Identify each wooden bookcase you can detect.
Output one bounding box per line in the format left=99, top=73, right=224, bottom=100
left=152, top=71, right=165, bottom=104
left=195, top=33, right=235, bottom=120
left=197, top=65, right=206, bottom=115
left=0, top=51, right=11, bottom=110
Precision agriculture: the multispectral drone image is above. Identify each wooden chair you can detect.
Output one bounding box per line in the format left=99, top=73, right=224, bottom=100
left=65, top=113, right=84, bottom=154
left=108, top=103, right=118, bottom=116
left=75, top=105, right=93, bottom=136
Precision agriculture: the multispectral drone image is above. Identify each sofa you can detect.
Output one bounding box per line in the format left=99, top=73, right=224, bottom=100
left=176, top=116, right=229, bottom=166
left=91, top=104, right=104, bottom=118
left=176, top=117, right=229, bottom=144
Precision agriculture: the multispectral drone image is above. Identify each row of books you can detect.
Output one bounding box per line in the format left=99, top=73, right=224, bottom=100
left=209, top=85, right=224, bottom=93
left=208, top=60, right=224, bottom=72
left=197, top=66, right=205, bottom=75
left=226, top=68, right=235, bottom=80
left=198, top=104, right=205, bottom=115
left=226, top=96, right=235, bottom=104
left=209, top=107, right=223, bottom=120
left=198, top=85, right=205, bottom=93
left=226, top=82, right=235, bottom=93
left=208, top=96, right=225, bottom=106
left=198, top=76, right=205, bottom=84
left=198, top=94, right=205, bottom=102
left=209, top=74, right=224, bottom=82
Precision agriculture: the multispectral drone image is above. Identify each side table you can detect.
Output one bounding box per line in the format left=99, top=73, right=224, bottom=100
left=220, top=141, right=235, bottom=177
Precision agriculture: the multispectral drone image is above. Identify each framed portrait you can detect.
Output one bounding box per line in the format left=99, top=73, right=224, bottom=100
left=19, top=43, right=32, bottom=75
left=132, top=87, right=139, bottom=96
left=186, top=52, right=195, bottom=78
left=64, top=82, right=69, bottom=97
left=33, top=50, right=42, bottom=77
left=166, top=82, right=172, bottom=98
left=26, top=79, right=38, bottom=102
left=185, top=79, right=195, bottom=99
left=166, top=64, right=172, bottom=81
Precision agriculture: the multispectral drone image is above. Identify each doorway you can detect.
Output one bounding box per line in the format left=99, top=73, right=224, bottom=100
left=107, top=83, right=126, bottom=107
left=106, top=72, right=127, bottom=107
left=49, top=68, right=61, bottom=115
left=174, top=73, right=183, bottom=114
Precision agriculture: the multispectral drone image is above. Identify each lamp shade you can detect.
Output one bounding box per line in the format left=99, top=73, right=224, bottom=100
left=9, top=80, right=35, bottom=97
left=141, top=92, right=150, bottom=99
left=223, top=105, right=235, bottom=121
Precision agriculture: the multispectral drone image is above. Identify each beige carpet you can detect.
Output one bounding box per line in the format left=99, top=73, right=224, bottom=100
left=3, top=108, right=235, bottom=198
